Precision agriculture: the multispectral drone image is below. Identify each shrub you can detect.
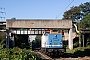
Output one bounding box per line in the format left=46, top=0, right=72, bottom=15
left=0, top=47, right=40, bottom=60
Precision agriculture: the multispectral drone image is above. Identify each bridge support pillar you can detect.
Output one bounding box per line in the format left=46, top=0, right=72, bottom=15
left=69, top=28, right=73, bottom=50
left=6, top=29, right=10, bottom=49
left=82, top=34, right=84, bottom=47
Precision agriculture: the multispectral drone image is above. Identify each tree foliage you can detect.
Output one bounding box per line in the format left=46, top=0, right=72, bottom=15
left=80, top=14, right=90, bottom=29
left=0, top=47, right=40, bottom=60
left=63, top=2, right=90, bottom=47
left=0, top=32, right=6, bottom=48
left=32, top=35, right=41, bottom=49
left=0, top=32, right=6, bottom=43
left=63, top=2, right=90, bottom=21
left=80, top=14, right=90, bottom=46
left=0, top=34, right=40, bottom=60
left=15, top=35, right=29, bottom=49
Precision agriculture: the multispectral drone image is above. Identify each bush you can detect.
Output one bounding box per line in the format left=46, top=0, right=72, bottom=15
left=0, top=47, right=40, bottom=60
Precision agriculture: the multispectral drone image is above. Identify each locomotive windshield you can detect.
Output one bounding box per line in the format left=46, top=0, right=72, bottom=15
left=53, top=30, right=58, bottom=32
left=44, top=32, right=49, bottom=36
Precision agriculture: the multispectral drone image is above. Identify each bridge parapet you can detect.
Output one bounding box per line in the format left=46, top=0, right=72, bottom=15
left=6, top=19, right=72, bottom=29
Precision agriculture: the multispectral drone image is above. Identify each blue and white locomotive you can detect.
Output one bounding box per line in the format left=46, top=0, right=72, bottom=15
left=41, top=30, right=65, bottom=56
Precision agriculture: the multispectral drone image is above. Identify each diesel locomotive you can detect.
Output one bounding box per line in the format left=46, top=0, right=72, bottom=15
left=41, top=30, right=65, bottom=56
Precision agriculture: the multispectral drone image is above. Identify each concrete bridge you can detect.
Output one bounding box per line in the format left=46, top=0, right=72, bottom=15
left=6, top=19, right=72, bottom=29
left=6, top=19, right=73, bottom=50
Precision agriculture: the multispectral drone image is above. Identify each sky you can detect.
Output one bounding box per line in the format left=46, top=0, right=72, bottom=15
left=0, top=0, right=89, bottom=20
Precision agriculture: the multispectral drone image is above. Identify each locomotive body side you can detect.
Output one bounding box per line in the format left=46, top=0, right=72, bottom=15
left=46, top=34, right=63, bottom=48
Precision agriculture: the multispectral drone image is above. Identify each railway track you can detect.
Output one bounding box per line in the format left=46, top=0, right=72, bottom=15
left=35, top=51, right=90, bottom=60
left=54, top=56, right=90, bottom=60
left=36, top=51, right=53, bottom=60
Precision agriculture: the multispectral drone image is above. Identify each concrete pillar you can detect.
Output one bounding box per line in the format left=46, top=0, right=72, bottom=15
left=6, top=28, right=10, bottom=49
left=82, top=34, right=84, bottom=47
left=69, top=28, right=73, bottom=50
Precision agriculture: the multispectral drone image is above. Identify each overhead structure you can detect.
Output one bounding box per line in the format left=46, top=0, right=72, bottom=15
left=6, top=19, right=72, bottom=29
left=6, top=19, right=73, bottom=50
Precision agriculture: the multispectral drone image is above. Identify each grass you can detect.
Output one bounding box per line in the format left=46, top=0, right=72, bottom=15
left=66, top=45, right=90, bottom=53
left=66, top=47, right=84, bottom=53
left=66, top=45, right=90, bottom=57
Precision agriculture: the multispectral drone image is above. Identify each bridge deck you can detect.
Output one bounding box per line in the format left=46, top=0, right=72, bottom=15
left=6, top=19, right=72, bottom=29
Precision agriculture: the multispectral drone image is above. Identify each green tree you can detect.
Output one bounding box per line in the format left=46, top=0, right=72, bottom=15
left=80, top=14, right=90, bottom=46
left=63, top=2, right=90, bottom=47
left=63, top=2, right=90, bottom=21
left=0, top=32, right=5, bottom=42
left=15, top=35, right=28, bottom=49
left=32, top=35, right=41, bottom=49
left=0, top=32, right=6, bottom=48
left=80, top=14, right=90, bottom=29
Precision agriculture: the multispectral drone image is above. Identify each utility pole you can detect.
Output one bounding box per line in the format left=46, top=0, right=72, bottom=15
left=0, top=7, right=6, bottom=20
